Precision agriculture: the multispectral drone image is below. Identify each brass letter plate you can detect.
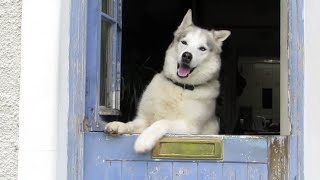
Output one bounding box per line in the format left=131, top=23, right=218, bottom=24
left=151, top=137, right=223, bottom=160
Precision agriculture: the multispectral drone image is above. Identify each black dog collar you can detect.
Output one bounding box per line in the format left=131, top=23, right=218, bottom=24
left=166, top=77, right=197, bottom=91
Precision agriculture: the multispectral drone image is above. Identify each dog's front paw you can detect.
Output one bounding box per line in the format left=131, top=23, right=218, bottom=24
left=134, top=134, right=157, bottom=154
left=104, top=121, right=130, bottom=135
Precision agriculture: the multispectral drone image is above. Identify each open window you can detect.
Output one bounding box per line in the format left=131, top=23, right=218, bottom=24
left=121, top=0, right=281, bottom=135
left=86, top=0, right=284, bottom=135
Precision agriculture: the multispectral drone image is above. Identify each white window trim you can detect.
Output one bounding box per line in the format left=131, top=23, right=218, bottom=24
left=18, top=0, right=70, bottom=179
left=280, top=0, right=289, bottom=135
left=304, top=0, right=320, bottom=179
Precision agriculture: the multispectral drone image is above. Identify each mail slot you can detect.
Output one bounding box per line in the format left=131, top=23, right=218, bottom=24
left=151, top=137, right=223, bottom=160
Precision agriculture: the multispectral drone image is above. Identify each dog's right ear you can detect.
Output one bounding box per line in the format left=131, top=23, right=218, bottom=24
left=212, top=30, right=231, bottom=42
left=174, top=9, right=193, bottom=36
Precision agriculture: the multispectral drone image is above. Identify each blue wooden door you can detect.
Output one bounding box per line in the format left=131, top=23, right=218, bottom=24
left=80, top=0, right=303, bottom=179
left=84, top=134, right=276, bottom=179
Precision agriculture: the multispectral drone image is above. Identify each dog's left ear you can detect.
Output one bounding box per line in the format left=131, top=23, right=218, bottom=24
left=212, top=30, right=231, bottom=42
left=175, top=9, right=193, bottom=36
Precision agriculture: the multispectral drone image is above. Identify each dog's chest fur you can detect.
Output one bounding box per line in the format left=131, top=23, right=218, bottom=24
left=137, top=73, right=219, bottom=124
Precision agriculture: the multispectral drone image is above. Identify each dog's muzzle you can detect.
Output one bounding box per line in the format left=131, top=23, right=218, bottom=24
left=177, top=52, right=195, bottom=78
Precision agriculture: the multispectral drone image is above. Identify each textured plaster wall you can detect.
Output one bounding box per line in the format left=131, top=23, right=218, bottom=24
left=0, top=0, right=22, bottom=179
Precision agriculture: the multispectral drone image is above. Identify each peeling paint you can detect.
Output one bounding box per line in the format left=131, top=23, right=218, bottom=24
left=268, top=136, right=288, bottom=180
left=175, top=168, right=188, bottom=177
left=68, top=0, right=87, bottom=179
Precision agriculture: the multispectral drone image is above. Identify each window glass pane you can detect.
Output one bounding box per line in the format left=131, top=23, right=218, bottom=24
left=100, top=20, right=113, bottom=108
left=117, top=0, right=122, bottom=27
left=102, top=0, right=114, bottom=16
left=262, top=88, right=272, bottom=109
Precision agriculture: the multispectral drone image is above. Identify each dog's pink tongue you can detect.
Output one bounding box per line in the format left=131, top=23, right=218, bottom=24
left=178, top=65, right=191, bottom=77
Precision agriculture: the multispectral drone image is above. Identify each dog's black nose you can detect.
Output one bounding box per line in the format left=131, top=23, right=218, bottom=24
left=182, top=52, right=192, bottom=64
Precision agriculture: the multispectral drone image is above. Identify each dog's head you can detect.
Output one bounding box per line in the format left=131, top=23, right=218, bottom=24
left=163, top=9, right=230, bottom=85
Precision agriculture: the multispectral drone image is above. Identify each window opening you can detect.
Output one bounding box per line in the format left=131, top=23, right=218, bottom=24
left=101, top=0, right=281, bottom=135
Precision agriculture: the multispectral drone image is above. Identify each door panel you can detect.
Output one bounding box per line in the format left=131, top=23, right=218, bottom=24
left=105, top=161, right=121, bottom=179
left=84, top=133, right=268, bottom=162
left=148, top=162, right=172, bottom=180
left=222, top=163, right=247, bottom=180
left=84, top=133, right=272, bottom=179
left=172, top=162, right=197, bottom=180
left=198, top=163, right=223, bottom=180
left=122, top=161, right=148, bottom=180
left=247, top=163, right=268, bottom=180
left=84, top=159, right=268, bottom=179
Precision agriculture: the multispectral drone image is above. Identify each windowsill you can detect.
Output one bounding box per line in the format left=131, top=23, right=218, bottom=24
left=99, top=106, right=121, bottom=116
left=83, top=132, right=282, bottom=163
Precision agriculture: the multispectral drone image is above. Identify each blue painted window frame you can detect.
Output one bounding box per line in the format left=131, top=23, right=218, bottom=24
left=86, top=0, right=122, bottom=131
left=79, top=0, right=304, bottom=179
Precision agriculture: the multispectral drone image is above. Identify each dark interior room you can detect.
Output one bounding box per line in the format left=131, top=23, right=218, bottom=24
left=120, top=0, right=280, bottom=135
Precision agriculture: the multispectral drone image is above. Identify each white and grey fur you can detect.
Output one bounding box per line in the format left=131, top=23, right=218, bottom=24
left=105, top=9, right=231, bottom=153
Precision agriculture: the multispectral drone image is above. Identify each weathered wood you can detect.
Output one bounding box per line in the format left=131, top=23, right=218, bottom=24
left=223, top=163, right=247, bottom=180
left=223, top=136, right=268, bottom=163
left=198, top=162, right=223, bottom=180
left=173, top=162, right=197, bottom=180
left=84, top=133, right=268, bottom=163
left=105, top=161, right=121, bottom=179
left=268, top=136, right=288, bottom=180
left=287, top=0, right=305, bottom=179
left=147, top=162, right=173, bottom=180
left=248, top=163, right=268, bottom=180
left=122, top=161, right=148, bottom=180
left=68, top=0, right=87, bottom=179
left=85, top=0, right=104, bottom=131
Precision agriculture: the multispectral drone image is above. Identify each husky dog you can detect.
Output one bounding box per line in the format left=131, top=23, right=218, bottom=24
left=105, top=9, right=230, bottom=153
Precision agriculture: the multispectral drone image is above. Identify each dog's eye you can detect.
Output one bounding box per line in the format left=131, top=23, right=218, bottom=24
left=181, top=41, right=188, bottom=45
left=199, top=47, right=207, bottom=51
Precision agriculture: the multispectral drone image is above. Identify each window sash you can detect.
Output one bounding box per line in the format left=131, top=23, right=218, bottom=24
left=85, top=0, right=122, bottom=130
left=98, top=0, right=122, bottom=115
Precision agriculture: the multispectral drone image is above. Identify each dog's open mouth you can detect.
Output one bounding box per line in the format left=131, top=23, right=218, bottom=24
left=177, top=63, right=195, bottom=78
